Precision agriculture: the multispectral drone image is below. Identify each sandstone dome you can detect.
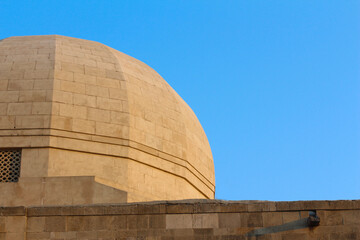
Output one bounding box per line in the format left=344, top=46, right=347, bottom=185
left=0, top=35, right=215, bottom=204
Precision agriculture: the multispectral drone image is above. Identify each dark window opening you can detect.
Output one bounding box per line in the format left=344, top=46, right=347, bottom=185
left=0, top=149, right=21, bottom=182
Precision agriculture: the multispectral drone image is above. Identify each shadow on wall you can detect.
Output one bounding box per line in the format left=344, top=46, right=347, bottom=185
left=246, top=215, right=320, bottom=237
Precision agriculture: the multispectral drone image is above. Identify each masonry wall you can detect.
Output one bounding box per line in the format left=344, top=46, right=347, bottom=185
left=1, top=200, right=359, bottom=240
left=0, top=35, right=215, bottom=202
left=0, top=176, right=127, bottom=207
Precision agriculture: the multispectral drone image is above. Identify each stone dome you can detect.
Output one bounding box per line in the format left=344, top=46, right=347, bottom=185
left=0, top=35, right=215, bottom=203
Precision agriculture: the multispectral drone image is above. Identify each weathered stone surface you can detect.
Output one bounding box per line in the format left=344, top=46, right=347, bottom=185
left=0, top=35, right=215, bottom=206
left=0, top=176, right=127, bottom=207
left=0, top=207, right=25, bottom=216
left=166, top=214, right=193, bottom=229
left=218, top=213, right=241, bottom=228
left=0, top=200, right=357, bottom=240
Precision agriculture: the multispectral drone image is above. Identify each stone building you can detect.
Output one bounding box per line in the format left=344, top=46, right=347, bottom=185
left=0, top=35, right=359, bottom=239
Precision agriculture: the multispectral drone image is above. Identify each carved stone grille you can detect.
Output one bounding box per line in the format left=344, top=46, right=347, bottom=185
left=0, top=149, right=21, bottom=182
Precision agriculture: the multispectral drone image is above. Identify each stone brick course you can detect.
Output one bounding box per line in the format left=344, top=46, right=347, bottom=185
left=0, top=200, right=360, bottom=239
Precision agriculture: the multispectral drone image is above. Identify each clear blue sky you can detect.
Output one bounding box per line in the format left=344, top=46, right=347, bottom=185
left=1, top=1, right=359, bottom=201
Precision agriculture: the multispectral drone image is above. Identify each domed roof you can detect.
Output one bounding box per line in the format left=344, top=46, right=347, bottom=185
left=0, top=35, right=215, bottom=201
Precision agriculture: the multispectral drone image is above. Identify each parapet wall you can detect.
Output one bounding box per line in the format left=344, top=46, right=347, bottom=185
left=1, top=199, right=360, bottom=239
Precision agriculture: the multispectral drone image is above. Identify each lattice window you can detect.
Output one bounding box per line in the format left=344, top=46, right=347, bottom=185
left=0, top=149, right=21, bottom=182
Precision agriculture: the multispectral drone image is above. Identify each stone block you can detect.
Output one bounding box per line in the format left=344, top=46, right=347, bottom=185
left=218, top=213, right=240, bottom=228
left=87, top=107, right=110, bottom=122
left=52, top=90, right=73, bottom=104
left=105, top=70, right=123, bottom=80
left=282, top=211, right=300, bottom=224
left=19, top=90, right=47, bottom=102
left=4, top=216, right=26, bottom=233
left=0, top=217, right=5, bottom=232
left=61, top=62, right=85, bottom=74
left=282, top=233, right=309, bottom=240
left=26, top=217, right=45, bottom=232
left=328, top=200, right=355, bottom=210
left=240, top=213, right=263, bottom=227
left=97, top=61, right=115, bottom=70
left=33, top=79, right=53, bottom=90
left=113, top=229, right=138, bottom=239
left=12, top=62, right=36, bottom=71
left=0, top=91, right=19, bottom=103
left=72, top=119, right=95, bottom=134
left=35, top=60, right=54, bottom=70
left=67, top=216, right=110, bottom=231
left=108, top=215, right=127, bottom=230
left=19, top=148, right=49, bottom=177
left=342, top=210, right=360, bottom=225
left=15, top=115, right=50, bottom=128
left=51, top=115, right=72, bottom=130
left=192, top=213, right=219, bottom=228
left=60, top=80, right=85, bottom=94
left=102, top=205, right=138, bottom=215
left=321, top=210, right=343, bottom=226
left=221, top=202, right=248, bottom=212
left=262, top=212, right=283, bottom=227
left=85, top=66, right=106, bottom=77
left=0, top=80, right=8, bottom=90
left=26, top=232, right=51, bottom=240
left=330, top=232, right=359, bottom=240
left=96, top=122, right=128, bottom=138
left=193, top=228, right=214, bottom=238
left=97, top=77, right=121, bottom=88
left=3, top=232, right=24, bottom=240
left=7, top=102, right=32, bottom=115
left=303, top=201, right=330, bottom=210
left=194, top=203, right=223, bottom=213
left=8, top=80, right=34, bottom=90
left=300, top=211, right=309, bottom=219
left=27, top=206, right=55, bottom=217
left=45, top=216, right=66, bottom=232
left=76, top=231, right=96, bottom=239
left=126, top=215, right=149, bottom=229
left=0, top=63, right=12, bottom=71
left=149, top=215, right=166, bottom=229
left=138, top=204, right=166, bottom=215
left=96, top=97, right=123, bottom=111
left=54, top=70, right=74, bottom=81
left=59, top=103, right=87, bottom=119
left=248, top=202, right=270, bottom=212
left=166, top=214, right=193, bottom=229
left=31, top=102, right=52, bottom=115
left=0, top=71, right=23, bottom=80
left=86, top=84, right=109, bottom=97
left=109, top=88, right=127, bottom=100
left=0, top=207, right=25, bottom=216
left=0, top=116, right=15, bottom=129
left=74, top=73, right=96, bottom=84
left=51, top=231, right=77, bottom=239
left=73, top=93, right=96, bottom=107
